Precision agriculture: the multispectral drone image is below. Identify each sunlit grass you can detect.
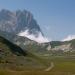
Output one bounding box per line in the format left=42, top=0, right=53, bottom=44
left=0, top=70, right=73, bottom=75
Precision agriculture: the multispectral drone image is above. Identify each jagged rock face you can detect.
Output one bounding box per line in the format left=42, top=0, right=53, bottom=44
left=0, top=9, right=17, bottom=33
left=16, top=10, right=42, bottom=35
left=0, top=9, right=42, bottom=35
left=0, top=9, right=49, bottom=43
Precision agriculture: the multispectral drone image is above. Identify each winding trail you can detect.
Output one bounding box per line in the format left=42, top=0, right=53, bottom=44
left=44, top=62, right=54, bottom=71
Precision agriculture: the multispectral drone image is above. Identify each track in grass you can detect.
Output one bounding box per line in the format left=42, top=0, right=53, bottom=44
left=44, top=62, right=54, bottom=71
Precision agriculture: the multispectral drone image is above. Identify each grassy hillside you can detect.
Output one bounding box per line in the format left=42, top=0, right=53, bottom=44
left=0, top=36, right=49, bottom=71
left=0, top=35, right=75, bottom=75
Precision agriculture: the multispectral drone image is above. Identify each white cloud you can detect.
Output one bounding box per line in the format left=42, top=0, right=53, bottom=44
left=18, top=29, right=50, bottom=43
left=62, top=35, right=75, bottom=41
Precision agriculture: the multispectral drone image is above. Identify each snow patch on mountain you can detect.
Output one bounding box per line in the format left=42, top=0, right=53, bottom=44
left=18, top=29, right=49, bottom=43
left=62, top=35, right=75, bottom=41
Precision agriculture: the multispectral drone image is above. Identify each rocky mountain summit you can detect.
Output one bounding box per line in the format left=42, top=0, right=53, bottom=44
left=0, top=9, right=48, bottom=43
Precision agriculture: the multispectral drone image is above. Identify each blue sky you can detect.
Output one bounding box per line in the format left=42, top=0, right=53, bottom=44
left=0, top=0, right=75, bottom=41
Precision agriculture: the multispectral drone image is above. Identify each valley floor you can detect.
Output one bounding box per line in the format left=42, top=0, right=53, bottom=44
left=0, top=56, right=75, bottom=75
left=0, top=70, right=74, bottom=75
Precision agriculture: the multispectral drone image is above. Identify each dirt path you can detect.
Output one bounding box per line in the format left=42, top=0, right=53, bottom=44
left=44, top=62, right=54, bottom=71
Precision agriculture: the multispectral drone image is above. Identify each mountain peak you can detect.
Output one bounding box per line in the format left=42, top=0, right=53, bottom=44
left=0, top=9, right=49, bottom=43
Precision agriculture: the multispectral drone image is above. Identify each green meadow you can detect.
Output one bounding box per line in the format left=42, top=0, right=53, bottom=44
left=0, top=56, right=75, bottom=75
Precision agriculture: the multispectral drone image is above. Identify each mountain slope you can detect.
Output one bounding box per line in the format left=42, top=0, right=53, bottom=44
left=0, top=30, right=51, bottom=54
left=0, top=9, right=41, bottom=34
left=0, top=35, right=48, bottom=70
left=0, top=9, right=49, bottom=43
left=49, top=39, right=75, bottom=53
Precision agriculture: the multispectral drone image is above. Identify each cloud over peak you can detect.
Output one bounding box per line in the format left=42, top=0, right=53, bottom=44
left=62, top=35, right=75, bottom=41
left=18, top=29, right=50, bottom=43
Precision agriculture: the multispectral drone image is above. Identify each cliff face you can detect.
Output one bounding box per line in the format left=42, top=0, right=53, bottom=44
left=0, top=9, right=49, bottom=43
left=0, top=9, right=42, bottom=34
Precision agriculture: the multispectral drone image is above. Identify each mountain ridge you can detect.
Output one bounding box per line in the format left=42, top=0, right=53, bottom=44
left=0, top=9, right=49, bottom=43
